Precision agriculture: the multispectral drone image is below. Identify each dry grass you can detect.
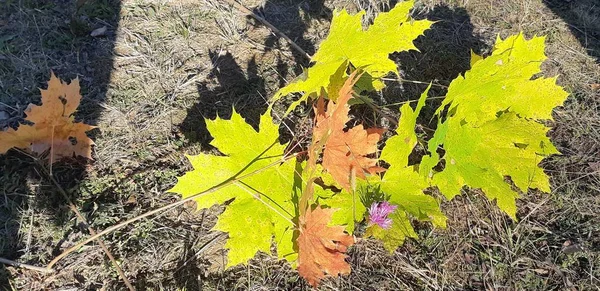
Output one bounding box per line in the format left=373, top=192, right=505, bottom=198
left=0, top=0, right=598, bottom=290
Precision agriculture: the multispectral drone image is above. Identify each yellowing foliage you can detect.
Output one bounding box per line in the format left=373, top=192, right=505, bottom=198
left=169, top=7, right=567, bottom=284
left=169, top=112, right=299, bottom=266
left=0, top=72, right=95, bottom=162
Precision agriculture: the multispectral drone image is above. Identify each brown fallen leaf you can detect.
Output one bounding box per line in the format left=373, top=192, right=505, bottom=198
left=297, top=206, right=354, bottom=287
left=312, top=71, right=385, bottom=190
left=0, top=72, right=95, bottom=162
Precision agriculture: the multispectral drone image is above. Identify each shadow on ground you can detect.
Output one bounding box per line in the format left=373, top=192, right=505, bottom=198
left=254, top=0, right=331, bottom=72
left=389, top=4, right=489, bottom=123
left=180, top=51, right=268, bottom=145
left=543, top=0, right=600, bottom=62
left=180, top=0, right=331, bottom=146
left=0, top=0, right=120, bottom=288
left=3, top=0, right=596, bottom=289
left=347, top=4, right=489, bottom=137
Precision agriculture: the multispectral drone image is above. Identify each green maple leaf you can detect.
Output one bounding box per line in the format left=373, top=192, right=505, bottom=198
left=381, top=85, right=430, bottom=167
left=421, top=112, right=559, bottom=219
left=298, top=163, right=367, bottom=234
left=316, top=181, right=367, bottom=234
left=169, top=111, right=298, bottom=266
left=274, top=0, right=432, bottom=112
left=438, top=33, right=569, bottom=126
left=421, top=33, right=568, bottom=219
left=366, top=87, right=446, bottom=252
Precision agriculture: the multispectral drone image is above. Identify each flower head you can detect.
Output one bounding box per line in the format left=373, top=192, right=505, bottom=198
left=368, top=201, right=398, bottom=229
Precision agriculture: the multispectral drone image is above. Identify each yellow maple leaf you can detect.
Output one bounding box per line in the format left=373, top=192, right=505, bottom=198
left=273, top=1, right=432, bottom=113
left=0, top=72, right=95, bottom=162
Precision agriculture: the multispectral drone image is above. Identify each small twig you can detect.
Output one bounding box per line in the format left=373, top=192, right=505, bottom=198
left=0, top=257, right=53, bottom=274
left=353, top=93, right=399, bottom=126
left=380, top=96, right=447, bottom=108
left=380, top=77, right=449, bottom=88
left=25, top=204, right=34, bottom=258
left=34, top=161, right=135, bottom=291
left=222, top=0, right=311, bottom=60
left=0, top=101, right=18, bottom=111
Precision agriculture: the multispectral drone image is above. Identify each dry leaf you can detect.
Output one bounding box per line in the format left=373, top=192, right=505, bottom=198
left=297, top=206, right=354, bottom=287
left=90, top=26, right=108, bottom=37
left=312, top=71, right=385, bottom=190
left=0, top=72, right=95, bottom=162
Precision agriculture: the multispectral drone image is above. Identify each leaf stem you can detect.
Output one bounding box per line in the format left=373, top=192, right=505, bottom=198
left=234, top=181, right=296, bottom=226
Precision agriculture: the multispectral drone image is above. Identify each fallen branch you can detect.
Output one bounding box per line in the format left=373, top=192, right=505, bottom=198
left=46, top=152, right=299, bottom=270
left=31, top=155, right=135, bottom=291
left=0, top=257, right=53, bottom=274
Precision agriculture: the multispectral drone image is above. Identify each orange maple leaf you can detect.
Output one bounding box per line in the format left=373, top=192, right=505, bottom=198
left=297, top=206, right=355, bottom=287
left=0, top=72, right=95, bottom=162
left=312, top=71, right=385, bottom=190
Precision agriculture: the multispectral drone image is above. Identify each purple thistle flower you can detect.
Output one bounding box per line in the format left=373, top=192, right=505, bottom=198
left=368, top=201, right=397, bottom=229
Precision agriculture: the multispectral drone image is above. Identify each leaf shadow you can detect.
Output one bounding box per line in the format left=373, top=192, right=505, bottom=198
left=180, top=0, right=331, bottom=146
left=386, top=4, right=491, bottom=127
left=543, top=0, right=600, bottom=63
left=179, top=50, right=268, bottom=145
left=253, top=0, right=332, bottom=73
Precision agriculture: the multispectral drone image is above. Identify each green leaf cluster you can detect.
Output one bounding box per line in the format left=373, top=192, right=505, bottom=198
left=273, top=0, right=432, bottom=112
left=420, top=33, right=568, bottom=219
left=168, top=3, right=567, bottom=279
left=364, top=87, right=446, bottom=251
left=169, top=112, right=299, bottom=266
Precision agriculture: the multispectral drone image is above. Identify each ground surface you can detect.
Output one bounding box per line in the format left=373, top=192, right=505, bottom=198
left=0, top=0, right=598, bottom=290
